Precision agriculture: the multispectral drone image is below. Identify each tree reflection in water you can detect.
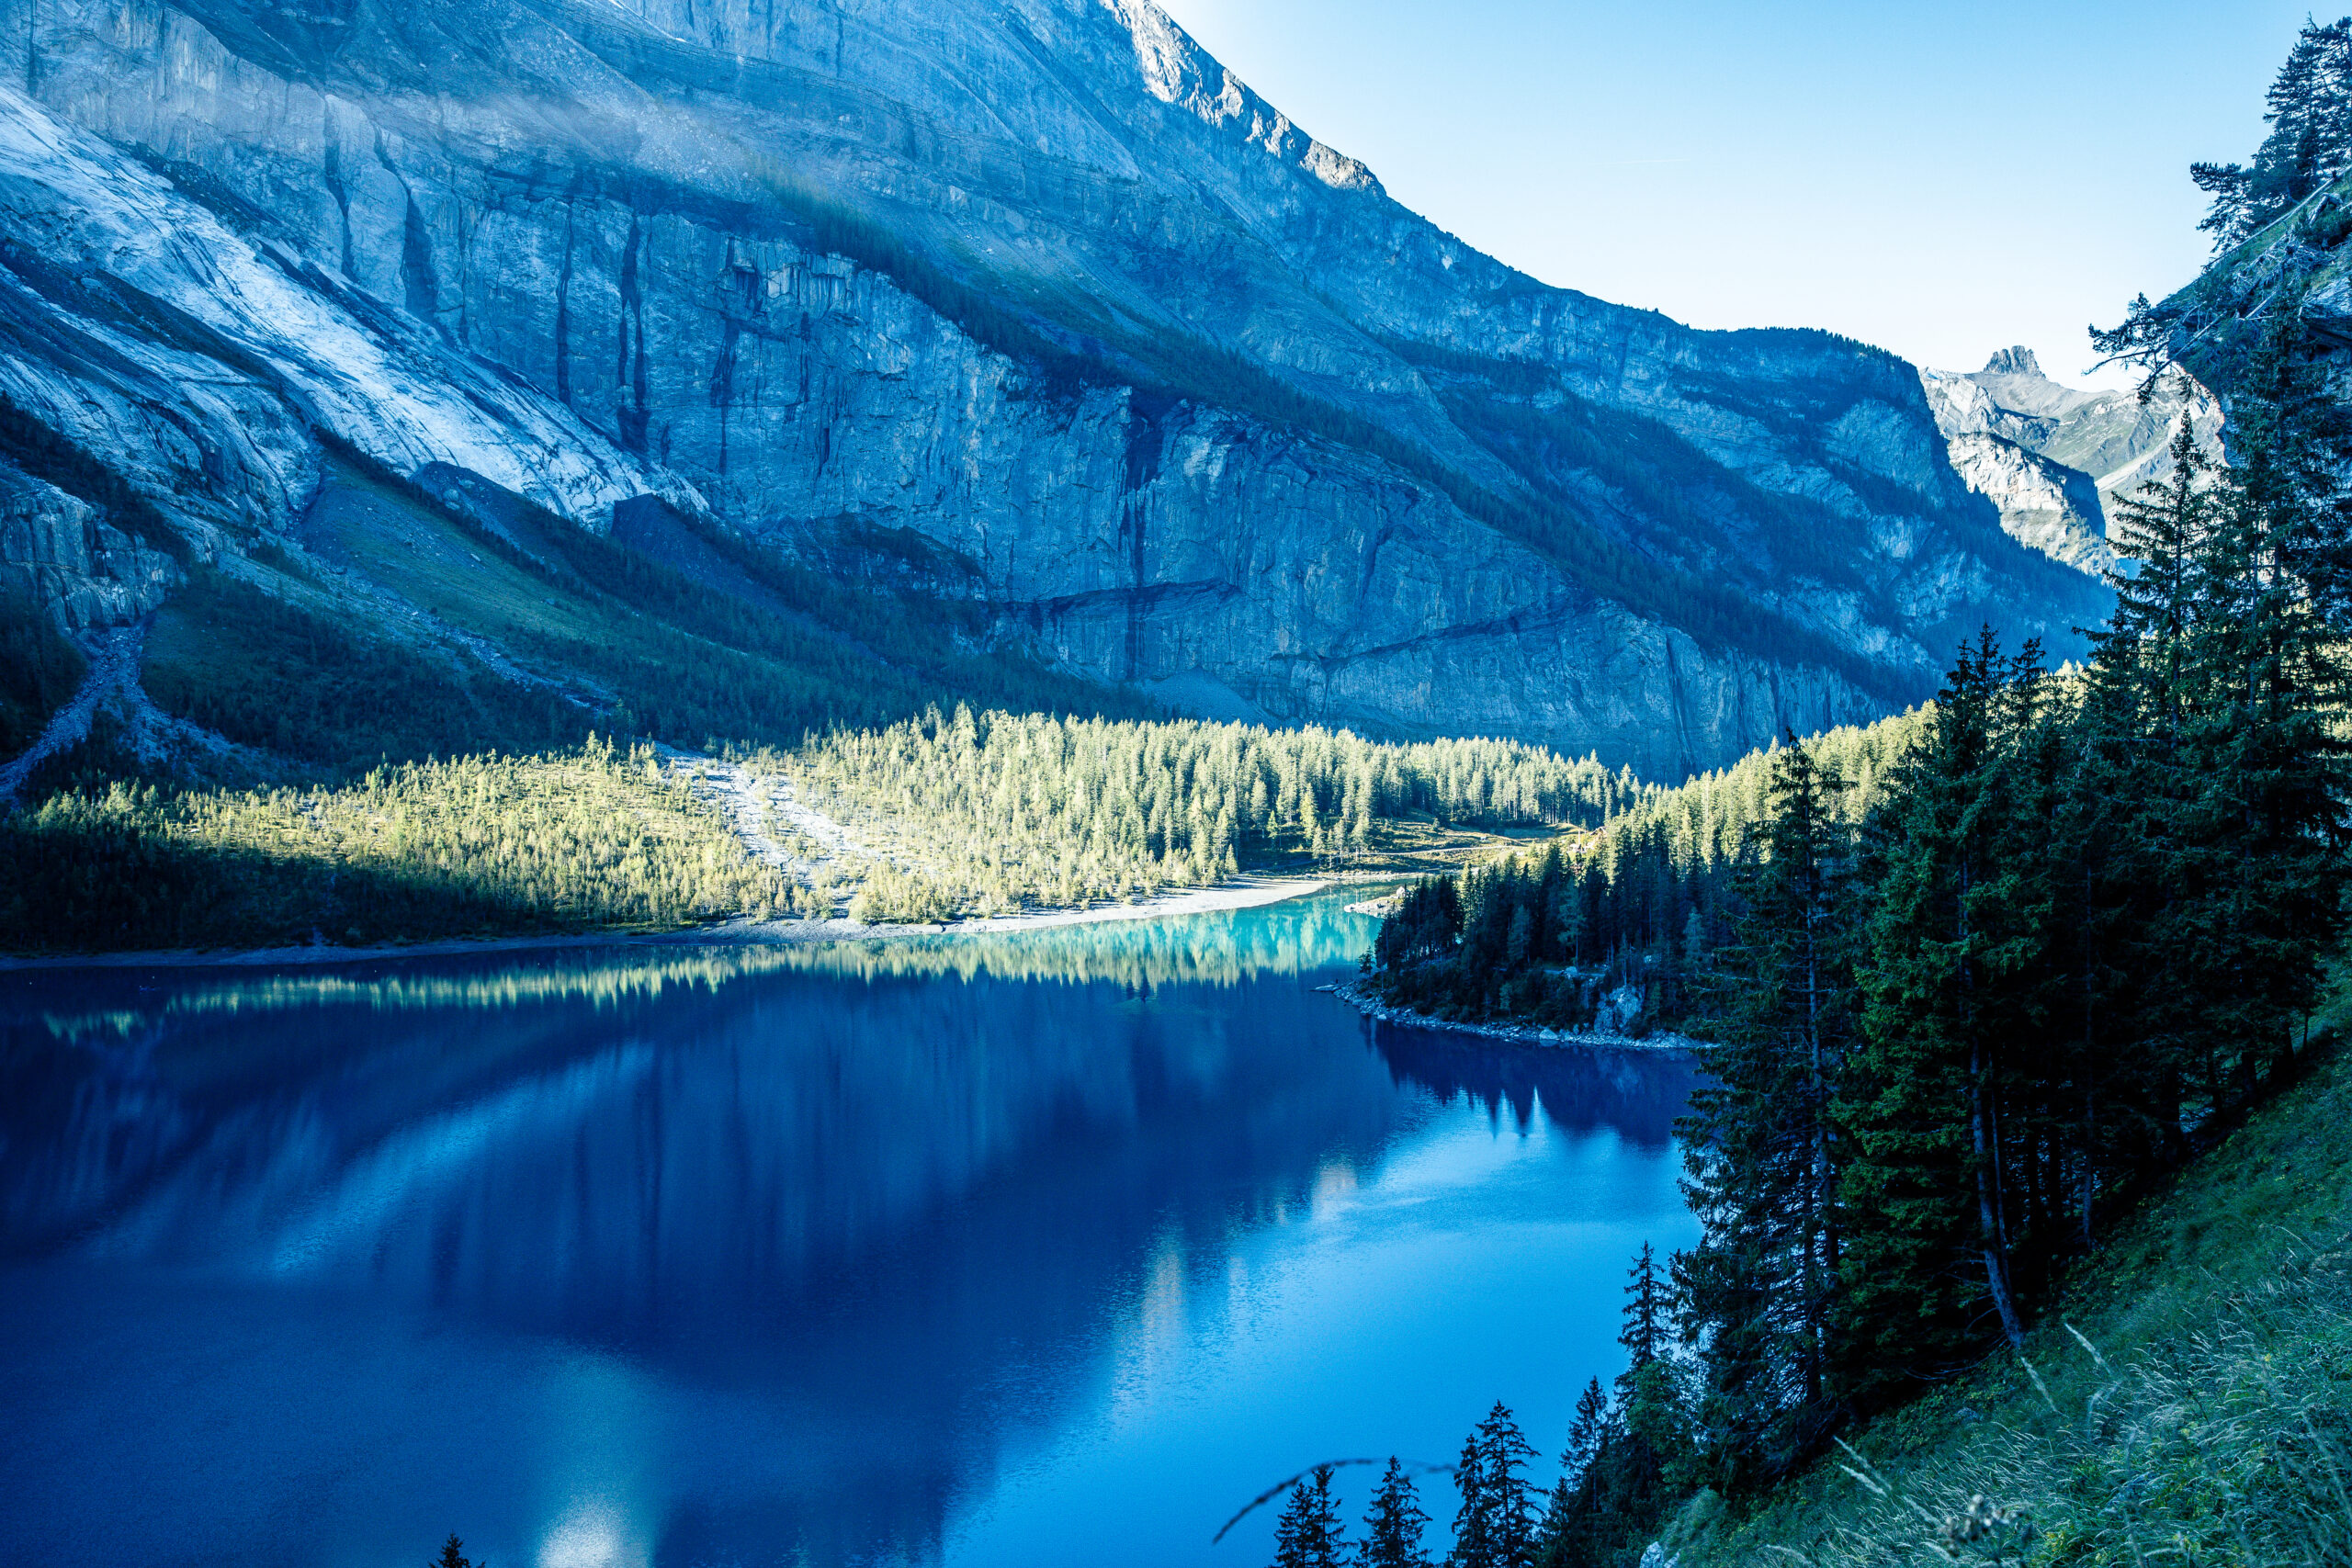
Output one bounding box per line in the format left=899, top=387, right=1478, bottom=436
left=0, top=893, right=1697, bottom=1568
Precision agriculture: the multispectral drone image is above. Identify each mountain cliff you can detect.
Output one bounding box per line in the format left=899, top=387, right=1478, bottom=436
left=1919, top=347, right=2222, bottom=574
left=0, top=0, right=2109, bottom=778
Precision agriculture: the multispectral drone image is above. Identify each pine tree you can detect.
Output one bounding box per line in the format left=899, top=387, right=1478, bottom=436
left=1479, top=1403, right=1541, bottom=1567
left=1445, top=1403, right=1540, bottom=1568
left=1532, top=1380, right=1611, bottom=1568
left=1448, top=1429, right=1493, bottom=1568
left=2191, top=17, right=2352, bottom=248
left=1617, top=1244, right=1669, bottom=1380
left=2082, top=415, right=2220, bottom=1173
left=1272, top=1465, right=1348, bottom=1568
left=1562, top=1379, right=1609, bottom=1482
left=2186, top=321, right=2352, bottom=1099
left=1362, top=1459, right=1434, bottom=1568
left=433, top=1537, right=478, bottom=1568
left=1676, top=736, right=1855, bottom=1485
left=1840, top=632, right=2025, bottom=1405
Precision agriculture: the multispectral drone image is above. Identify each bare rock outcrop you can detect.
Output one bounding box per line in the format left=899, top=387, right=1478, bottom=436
left=1921, top=348, right=2224, bottom=574
left=0, top=0, right=2111, bottom=774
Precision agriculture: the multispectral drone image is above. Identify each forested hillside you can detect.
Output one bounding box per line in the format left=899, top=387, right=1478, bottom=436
left=2, top=741, right=787, bottom=951
left=1367, top=708, right=1926, bottom=1035
left=772, top=711, right=1642, bottom=920
left=1359, top=411, right=2346, bottom=1560
left=1334, top=25, right=2352, bottom=1566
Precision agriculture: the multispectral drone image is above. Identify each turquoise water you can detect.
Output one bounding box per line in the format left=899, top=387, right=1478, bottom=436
left=0, top=893, right=1699, bottom=1567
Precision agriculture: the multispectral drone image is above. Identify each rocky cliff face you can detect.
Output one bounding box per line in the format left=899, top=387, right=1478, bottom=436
left=0, top=458, right=177, bottom=629
left=0, top=0, right=2109, bottom=776
left=1919, top=348, right=2224, bottom=575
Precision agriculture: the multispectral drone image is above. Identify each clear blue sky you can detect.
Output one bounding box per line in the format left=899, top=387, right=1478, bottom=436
left=1153, top=0, right=2316, bottom=389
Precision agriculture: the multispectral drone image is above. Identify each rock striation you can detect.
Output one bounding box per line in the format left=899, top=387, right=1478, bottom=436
left=0, top=457, right=177, bottom=627
left=0, top=0, right=2111, bottom=775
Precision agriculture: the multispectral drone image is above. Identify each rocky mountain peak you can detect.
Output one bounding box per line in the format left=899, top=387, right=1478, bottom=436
left=1107, top=0, right=1383, bottom=195
left=1982, top=345, right=2045, bottom=378
left=1919, top=344, right=2224, bottom=578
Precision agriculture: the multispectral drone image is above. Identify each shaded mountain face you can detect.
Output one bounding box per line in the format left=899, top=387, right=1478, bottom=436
left=0, top=0, right=2108, bottom=775
left=1921, top=348, right=2223, bottom=574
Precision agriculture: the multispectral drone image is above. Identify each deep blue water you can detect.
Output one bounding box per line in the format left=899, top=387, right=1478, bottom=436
left=0, top=893, right=1700, bottom=1568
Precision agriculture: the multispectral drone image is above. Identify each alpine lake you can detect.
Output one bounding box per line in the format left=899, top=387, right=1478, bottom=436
left=0, top=889, right=1700, bottom=1567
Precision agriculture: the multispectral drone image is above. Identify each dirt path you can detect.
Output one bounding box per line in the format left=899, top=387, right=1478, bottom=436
left=652, top=748, right=862, bottom=883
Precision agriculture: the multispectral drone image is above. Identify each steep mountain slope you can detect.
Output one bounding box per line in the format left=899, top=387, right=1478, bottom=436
left=1919, top=347, right=2222, bottom=573
left=0, top=0, right=2108, bottom=776
left=2123, top=162, right=2352, bottom=429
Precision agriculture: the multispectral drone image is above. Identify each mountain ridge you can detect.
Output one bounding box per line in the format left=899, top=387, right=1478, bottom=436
left=0, top=0, right=2109, bottom=777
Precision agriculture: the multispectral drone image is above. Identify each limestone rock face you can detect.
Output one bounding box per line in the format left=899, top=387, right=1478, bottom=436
left=0, top=458, right=177, bottom=628
left=1935, top=431, right=2116, bottom=574
left=0, top=0, right=2111, bottom=774
left=1921, top=348, right=2224, bottom=574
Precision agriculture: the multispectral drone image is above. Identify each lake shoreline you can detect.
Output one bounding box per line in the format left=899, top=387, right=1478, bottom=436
left=0, top=874, right=1338, bottom=971
left=1331, top=978, right=1706, bottom=1054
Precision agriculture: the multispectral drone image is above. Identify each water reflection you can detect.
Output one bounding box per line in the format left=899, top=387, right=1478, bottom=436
left=20, top=892, right=1377, bottom=1050
left=0, top=895, right=1698, bottom=1568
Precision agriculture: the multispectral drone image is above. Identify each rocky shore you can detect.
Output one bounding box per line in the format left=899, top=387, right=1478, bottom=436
left=1329, top=979, right=1706, bottom=1054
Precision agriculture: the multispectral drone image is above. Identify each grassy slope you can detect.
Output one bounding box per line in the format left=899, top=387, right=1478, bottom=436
left=1677, top=1013, right=2352, bottom=1565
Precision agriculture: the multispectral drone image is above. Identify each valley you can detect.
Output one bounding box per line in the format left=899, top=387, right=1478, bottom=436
left=6, top=5, right=2347, bottom=1568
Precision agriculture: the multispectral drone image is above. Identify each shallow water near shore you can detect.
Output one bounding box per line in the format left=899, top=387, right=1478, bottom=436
left=0, top=890, right=1699, bottom=1568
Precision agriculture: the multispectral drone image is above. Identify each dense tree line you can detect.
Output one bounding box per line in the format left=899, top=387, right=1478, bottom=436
left=0, top=738, right=785, bottom=950
left=1368, top=312, right=2352, bottom=1534
left=782, top=708, right=1646, bottom=919
left=1670, top=355, right=2347, bottom=1481
left=1346, top=33, right=2352, bottom=1550
left=1367, top=711, right=1923, bottom=1034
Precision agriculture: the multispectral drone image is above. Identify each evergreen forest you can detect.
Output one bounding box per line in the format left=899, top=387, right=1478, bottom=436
left=1366, top=709, right=1925, bottom=1036
left=0, top=739, right=786, bottom=950
left=772, top=710, right=1645, bottom=920
left=1351, top=28, right=2352, bottom=1549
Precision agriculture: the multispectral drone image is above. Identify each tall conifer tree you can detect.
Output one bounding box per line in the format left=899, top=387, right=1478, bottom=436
left=1272, top=1465, right=1347, bottom=1568
left=1841, top=632, right=2026, bottom=1397
left=1678, top=736, right=1855, bottom=1483
left=1362, top=1459, right=1434, bottom=1568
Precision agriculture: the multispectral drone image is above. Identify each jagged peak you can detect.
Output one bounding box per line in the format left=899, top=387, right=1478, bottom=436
left=1981, top=345, right=2044, bottom=378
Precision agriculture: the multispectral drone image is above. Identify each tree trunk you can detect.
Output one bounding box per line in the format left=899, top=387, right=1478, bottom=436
left=1972, top=1043, right=2027, bottom=1348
